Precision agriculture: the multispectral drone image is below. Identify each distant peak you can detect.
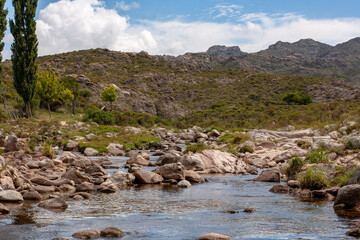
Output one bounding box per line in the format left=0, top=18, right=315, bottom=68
left=207, top=45, right=246, bottom=57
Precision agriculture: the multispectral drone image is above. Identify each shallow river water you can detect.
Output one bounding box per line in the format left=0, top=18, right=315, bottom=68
left=0, top=154, right=358, bottom=240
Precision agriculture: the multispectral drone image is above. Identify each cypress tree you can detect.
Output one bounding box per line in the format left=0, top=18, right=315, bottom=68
left=0, top=0, right=8, bottom=74
left=10, top=0, right=38, bottom=118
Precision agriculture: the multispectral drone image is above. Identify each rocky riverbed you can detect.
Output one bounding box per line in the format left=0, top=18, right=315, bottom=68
left=1, top=122, right=360, bottom=239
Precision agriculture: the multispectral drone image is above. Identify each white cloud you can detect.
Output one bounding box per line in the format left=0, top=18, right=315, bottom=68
left=115, top=1, right=140, bottom=11
left=36, top=0, right=155, bottom=56
left=209, top=4, right=243, bottom=19
left=34, top=0, right=360, bottom=58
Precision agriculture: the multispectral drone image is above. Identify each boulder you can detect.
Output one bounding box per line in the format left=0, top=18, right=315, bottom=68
left=108, top=171, right=135, bottom=187
left=38, top=197, right=68, bottom=209
left=154, top=127, right=168, bottom=139
left=287, top=180, right=300, bottom=188
left=38, top=159, right=55, bottom=169
left=0, top=190, right=24, bottom=202
left=4, top=135, right=18, bottom=152
left=253, top=169, right=280, bottom=182
left=76, top=182, right=95, bottom=192
left=84, top=148, right=99, bottom=156
left=85, top=133, right=96, bottom=141
left=208, top=129, right=220, bottom=138
left=0, top=176, right=15, bottom=190
left=153, top=163, right=185, bottom=180
left=334, top=184, right=360, bottom=209
left=346, top=228, right=360, bottom=237
left=348, top=136, right=360, bottom=149
left=65, top=141, right=79, bottom=151
left=133, top=169, right=163, bottom=184
left=106, top=143, right=125, bottom=156
left=185, top=170, right=205, bottom=183
left=0, top=156, right=5, bottom=169
left=62, top=168, right=89, bottom=184
left=199, top=233, right=232, bottom=240
left=156, top=152, right=182, bottom=166
left=22, top=191, right=42, bottom=201
left=0, top=203, right=9, bottom=214
left=181, top=150, right=239, bottom=173
left=126, top=154, right=149, bottom=166
left=100, top=227, right=125, bottom=238
left=269, top=184, right=292, bottom=193
left=72, top=230, right=101, bottom=239
left=33, top=185, right=56, bottom=193
left=344, top=167, right=360, bottom=186
left=97, top=181, right=118, bottom=193
left=85, top=164, right=107, bottom=176
left=177, top=180, right=191, bottom=188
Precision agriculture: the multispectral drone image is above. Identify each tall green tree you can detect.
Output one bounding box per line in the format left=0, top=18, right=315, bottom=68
left=0, top=0, right=7, bottom=74
left=37, top=69, right=69, bottom=118
left=10, top=0, right=38, bottom=118
left=101, top=85, right=117, bottom=111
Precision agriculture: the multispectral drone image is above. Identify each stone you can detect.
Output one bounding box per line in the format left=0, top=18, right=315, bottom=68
left=329, top=131, right=339, bottom=140
left=108, top=171, right=135, bottom=187
left=269, top=184, right=292, bottom=193
left=4, top=135, right=18, bottom=152
left=153, top=163, right=185, bottom=180
left=177, top=180, right=191, bottom=188
left=243, top=208, right=255, bottom=213
left=106, top=143, right=125, bottom=156
left=185, top=170, right=205, bottom=183
left=73, top=195, right=84, bottom=201
left=181, top=150, right=239, bottom=173
left=65, top=141, right=79, bottom=151
left=208, top=129, right=220, bottom=138
left=34, top=185, right=56, bottom=193
left=22, top=191, right=42, bottom=201
left=84, top=148, right=99, bottom=156
left=97, top=181, right=118, bottom=193
left=0, top=176, right=15, bottom=190
left=154, top=127, right=168, bottom=139
left=85, top=133, right=96, bottom=141
left=156, top=152, right=182, bottom=166
left=126, top=154, right=149, bottom=166
left=287, top=180, right=300, bottom=188
left=133, top=169, right=163, bottom=184
left=334, top=184, right=360, bottom=209
left=26, top=161, right=40, bottom=169
left=253, top=169, right=280, bottom=182
left=85, top=164, right=107, bottom=176
left=199, top=233, right=232, bottom=240
left=0, top=190, right=23, bottom=202
left=0, top=203, right=9, bottom=214
left=346, top=228, right=360, bottom=237
left=72, top=230, right=101, bottom=239
left=38, top=197, right=68, bottom=209
left=76, top=182, right=95, bottom=192
left=38, top=159, right=55, bottom=169
left=62, top=168, right=89, bottom=184
left=100, top=227, right=125, bottom=238
left=344, top=167, right=360, bottom=186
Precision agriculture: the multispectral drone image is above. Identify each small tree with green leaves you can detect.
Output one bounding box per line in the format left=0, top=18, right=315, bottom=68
left=10, top=0, right=38, bottom=118
left=61, top=76, right=79, bottom=115
left=0, top=0, right=8, bottom=112
left=101, top=85, right=117, bottom=111
left=37, top=69, right=67, bottom=118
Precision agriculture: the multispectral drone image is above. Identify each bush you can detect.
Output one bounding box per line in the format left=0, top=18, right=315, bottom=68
left=185, top=143, right=209, bottom=153
left=42, top=142, right=56, bottom=159
left=299, top=168, right=328, bottom=190
left=306, top=148, right=328, bottom=163
left=239, top=145, right=254, bottom=153
left=285, top=156, right=304, bottom=177
left=83, top=109, right=115, bottom=125
left=282, top=92, right=312, bottom=105
left=332, top=167, right=357, bottom=187
left=219, top=133, right=249, bottom=144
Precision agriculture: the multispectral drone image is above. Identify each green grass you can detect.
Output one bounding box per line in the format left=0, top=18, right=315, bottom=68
left=185, top=143, right=210, bottom=153
left=306, top=148, right=329, bottom=164
left=299, top=167, right=329, bottom=190
left=285, top=156, right=304, bottom=177
left=332, top=167, right=358, bottom=187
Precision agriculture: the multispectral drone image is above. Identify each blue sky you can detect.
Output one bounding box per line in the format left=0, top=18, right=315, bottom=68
left=3, top=0, right=360, bottom=59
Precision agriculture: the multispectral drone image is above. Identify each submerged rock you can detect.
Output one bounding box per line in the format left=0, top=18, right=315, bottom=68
left=100, top=227, right=125, bottom=238
left=72, top=230, right=101, bottom=239
left=253, top=169, right=280, bottom=182
left=199, top=233, right=232, bottom=240
left=177, top=180, right=191, bottom=188
left=38, top=197, right=68, bottom=209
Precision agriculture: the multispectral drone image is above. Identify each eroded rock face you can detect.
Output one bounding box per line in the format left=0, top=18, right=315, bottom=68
left=334, top=184, right=360, bottom=209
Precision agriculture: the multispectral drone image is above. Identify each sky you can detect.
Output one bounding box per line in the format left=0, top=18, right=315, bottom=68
left=3, top=0, right=360, bottom=59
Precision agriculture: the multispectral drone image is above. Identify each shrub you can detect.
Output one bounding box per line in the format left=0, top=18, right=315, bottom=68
left=306, top=148, right=328, bottom=163
left=42, top=142, right=56, bottom=159
left=219, top=133, right=249, bottom=144
left=285, top=156, right=304, bottom=177
left=185, top=143, right=209, bottom=153
left=239, top=145, right=254, bottom=153
left=299, top=168, right=328, bottom=190
left=332, top=167, right=357, bottom=187
left=83, top=109, right=115, bottom=125
left=282, top=92, right=312, bottom=105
